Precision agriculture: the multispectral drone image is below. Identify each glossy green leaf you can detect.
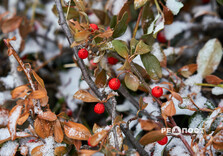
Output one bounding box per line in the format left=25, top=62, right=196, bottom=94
left=141, top=34, right=155, bottom=46
left=112, top=12, right=128, bottom=38
left=130, top=38, right=139, bottom=55
left=112, top=40, right=129, bottom=58
left=135, top=40, right=150, bottom=55
left=124, top=73, right=140, bottom=91
left=134, top=0, right=148, bottom=9
left=197, top=38, right=223, bottom=77
left=110, top=15, right=117, bottom=29
left=140, top=53, right=162, bottom=80
left=141, top=2, right=154, bottom=34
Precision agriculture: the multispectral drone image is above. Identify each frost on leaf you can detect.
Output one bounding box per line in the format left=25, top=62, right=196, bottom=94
left=197, top=38, right=223, bottom=78
left=0, top=141, right=19, bottom=156
left=8, top=105, right=23, bottom=140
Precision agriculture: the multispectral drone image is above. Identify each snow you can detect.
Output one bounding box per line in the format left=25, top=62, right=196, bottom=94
left=164, top=22, right=192, bottom=40
left=169, top=146, right=190, bottom=156
left=132, top=55, right=144, bottom=68
left=151, top=43, right=163, bottom=62
left=0, top=75, right=15, bottom=89
left=147, top=14, right=160, bottom=35
left=144, top=96, right=161, bottom=116
left=41, top=136, right=55, bottom=156
left=68, top=127, right=86, bottom=138
left=108, top=126, right=123, bottom=148
left=192, top=5, right=212, bottom=18
left=57, top=68, right=82, bottom=111
left=0, top=109, right=9, bottom=127
left=184, top=73, right=203, bottom=94
left=0, top=128, right=10, bottom=141
left=116, top=99, right=137, bottom=112
left=112, top=0, right=127, bottom=15
left=153, top=17, right=164, bottom=36
left=166, top=0, right=184, bottom=15
left=0, top=91, right=11, bottom=105
left=26, top=141, right=43, bottom=155
left=204, top=108, right=221, bottom=130
left=189, top=114, right=203, bottom=128
left=0, top=141, right=19, bottom=156
left=163, top=47, right=181, bottom=57
left=212, top=87, right=223, bottom=95
left=116, top=26, right=131, bottom=42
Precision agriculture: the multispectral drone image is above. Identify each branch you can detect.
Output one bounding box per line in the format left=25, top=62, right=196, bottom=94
left=54, top=1, right=149, bottom=155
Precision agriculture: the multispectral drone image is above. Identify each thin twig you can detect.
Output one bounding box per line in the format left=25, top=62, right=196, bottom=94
left=132, top=7, right=143, bottom=38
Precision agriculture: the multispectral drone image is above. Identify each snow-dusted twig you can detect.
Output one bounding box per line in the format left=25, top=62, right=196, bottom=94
left=54, top=0, right=149, bottom=155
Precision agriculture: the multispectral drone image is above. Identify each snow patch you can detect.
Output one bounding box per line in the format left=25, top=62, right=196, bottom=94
left=166, top=0, right=184, bottom=15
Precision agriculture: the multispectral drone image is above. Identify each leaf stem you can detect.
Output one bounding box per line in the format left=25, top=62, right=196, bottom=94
left=132, top=7, right=143, bottom=38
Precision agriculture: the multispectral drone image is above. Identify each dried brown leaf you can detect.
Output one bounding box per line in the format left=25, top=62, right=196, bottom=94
left=95, top=69, right=107, bottom=88
left=170, top=91, right=183, bottom=104
left=31, top=145, right=43, bottom=156
left=54, top=119, right=64, bottom=143
left=178, top=64, right=197, bottom=78
left=89, top=129, right=109, bottom=147
left=74, top=30, right=91, bottom=42
left=0, top=108, right=9, bottom=127
left=73, top=140, right=82, bottom=150
left=139, top=119, right=158, bottom=131
left=32, top=71, right=45, bottom=88
left=139, top=130, right=166, bottom=145
left=11, top=85, right=30, bottom=99
left=163, top=5, right=173, bottom=25
left=78, top=150, right=97, bottom=156
left=17, top=112, right=29, bottom=125
left=38, top=110, right=57, bottom=121
left=34, top=118, right=52, bottom=139
left=19, top=145, right=28, bottom=156
left=161, top=100, right=176, bottom=117
left=1, top=16, right=23, bottom=33
left=29, top=90, right=47, bottom=99
left=64, top=121, right=91, bottom=140
left=94, top=28, right=113, bottom=39
left=205, top=75, right=223, bottom=85
left=54, top=146, right=67, bottom=156
left=73, top=90, right=100, bottom=103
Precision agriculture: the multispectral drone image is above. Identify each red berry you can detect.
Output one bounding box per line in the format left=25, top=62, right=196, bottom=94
left=28, top=139, right=36, bottom=143
left=157, top=31, right=167, bottom=43
left=109, top=78, right=121, bottom=90
left=107, top=57, right=118, bottom=65
left=202, top=0, right=210, bottom=4
left=157, top=136, right=168, bottom=145
left=151, top=86, right=163, bottom=98
left=90, top=59, right=97, bottom=66
left=94, top=103, right=105, bottom=114
left=78, top=48, right=88, bottom=59
left=90, top=23, right=99, bottom=31
left=67, top=109, right=72, bottom=117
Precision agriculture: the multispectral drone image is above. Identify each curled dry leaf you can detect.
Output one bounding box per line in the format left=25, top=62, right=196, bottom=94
left=161, top=100, right=176, bottom=117
left=78, top=150, right=98, bottom=156
left=205, top=75, right=223, bottom=85
left=31, top=145, right=44, bottom=156
left=54, top=119, right=64, bottom=143
left=39, top=95, right=49, bottom=107
left=64, top=121, right=91, bottom=140
left=29, top=90, right=47, bottom=99
left=138, top=119, right=159, bottom=131
left=139, top=96, right=148, bottom=110
left=38, top=110, right=57, bottom=121
left=1, top=16, right=23, bottom=33
left=74, top=30, right=91, bottom=42
left=93, top=28, right=113, bottom=39
left=17, top=112, right=30, bottom=125
left=170, top=91, right=183, bottom=104
left=178, top=64, right=197, bottom=78
left=139, top=130, right=166, bottom=145
left=32, top=71, right=45, bottom=88
left=34, top=118, right=52, bottom=139
left=54, top=146, right=67, bottom=156
left=73, top=140, right=82, bottom=150
left=92, top=123, right=101, bottom=134
left=11, top=85, right=31, bottom=99
left=89, top=129, right=109, bottom=147
left=0, top=107, right=9, bottom=127
left=8, top=105, right=23, bottom=140
left=73, top=90, right=100, bottom=103
left=213, top=130, right=223, bottom=150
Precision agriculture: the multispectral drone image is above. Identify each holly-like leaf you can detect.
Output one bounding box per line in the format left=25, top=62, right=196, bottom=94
left=178, top=64, right=197, bottom=78
left=139, top=130, right=166, bottom=145
left=124, top=73, right=140, bottom=91
left=64, top=121, right=91, bottom=140
left=197, top=38, right=223, bottom=77
left=140, top=53, right=162, bottom=80
left=73, top=90, right=100, bottom=102
left=205, top=75, right=223, bottom=85
left=8, top=105, right=23, bottom=140
left=161, top=100, right=176, bottom=117
left=112, top=12, right=128, bottom=38
left=112, top=40, right=129, bottom=58
left=134, top=0, right=148, bottom=9
left=11, top=85, right=31, bottom=99
left=135, top=40, right=150, bottom=55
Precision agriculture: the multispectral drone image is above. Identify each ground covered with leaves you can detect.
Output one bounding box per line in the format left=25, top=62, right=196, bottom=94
left=0, top=0, right=223, bottom=156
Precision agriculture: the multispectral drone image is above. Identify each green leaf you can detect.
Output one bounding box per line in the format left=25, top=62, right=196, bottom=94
left=217, top=0, right=223, bottom=5
left=98, top=41, right=114, bottom=51
left=141, top=34, right=155, bottom=46
left=93, top=9, right=110, bottom=26
left=197, top=38, right=223, bottom=77
left=135, top=40, right=150, bottom=55
left=134, top=0, right=148, bottom=10
left=130, top=38, right=139, bottom=55
left=140, top=53, right=162, bottom=80
left=141, top=2, right=154, bottom=34
left=110, top=15, right=117, bottom=29
left=124, top=73, right=140, bottom=91
left=112, top=12, right=128, bottom=38
left=112, top=40, right=129, bottom=58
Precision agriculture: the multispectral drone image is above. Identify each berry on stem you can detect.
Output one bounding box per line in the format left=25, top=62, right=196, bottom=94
left=107, top=57, right=118, bottom=65
left=151, top=86, right=163, bottom=98
left=157, top=136, right=168, bottom=145
left=157, top=31, right=167, bottom=43
left=90, top=23, right=99, bottom=32
left=78, top=48, right=88, bottom=59
left=108, top=78, right=121, bottom=90
left=94, top=103, right=105, bottom=114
